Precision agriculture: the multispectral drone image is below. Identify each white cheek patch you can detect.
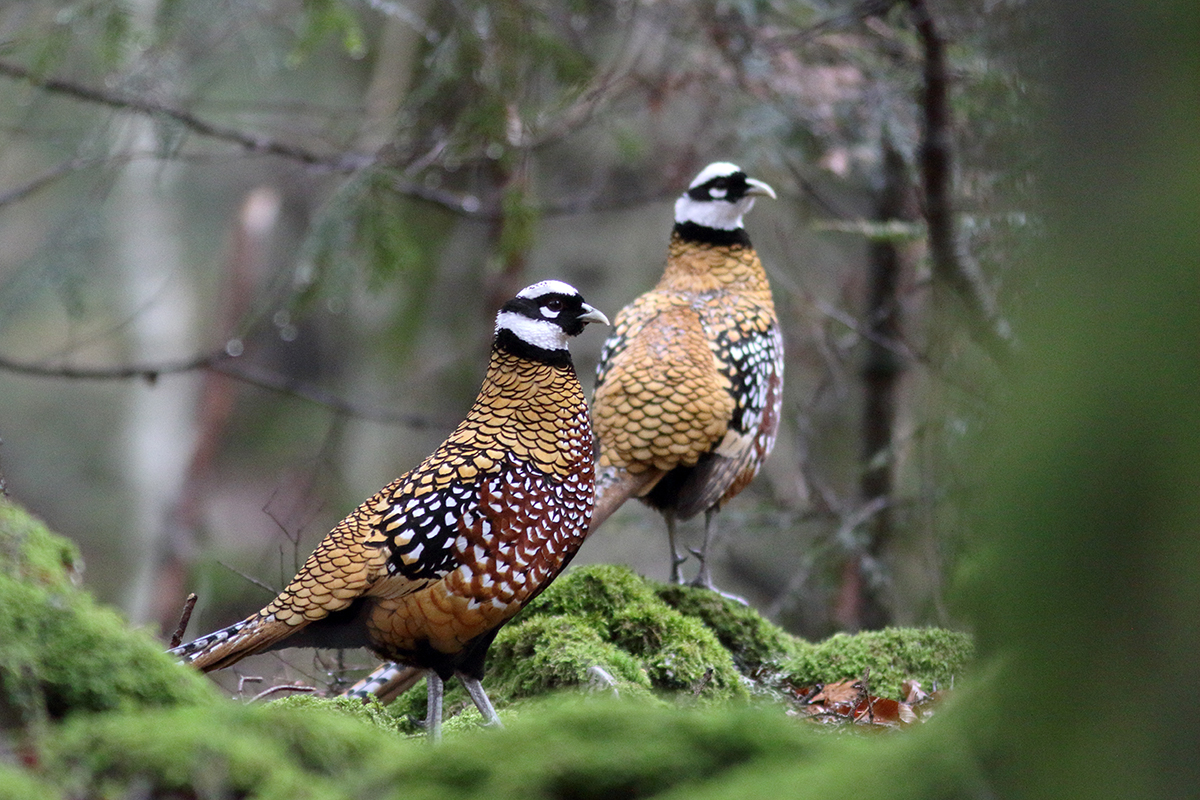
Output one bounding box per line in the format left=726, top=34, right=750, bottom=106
left=675, top=194, right=754, bottom=230
left=496, top=310, right=569, bottom=351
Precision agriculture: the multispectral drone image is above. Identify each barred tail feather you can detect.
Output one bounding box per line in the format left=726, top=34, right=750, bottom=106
left=342, top=662, right=425, bottom=705
left=169, top=612, right=299, bottom=672
left=589, top=464, right=661, bottom=535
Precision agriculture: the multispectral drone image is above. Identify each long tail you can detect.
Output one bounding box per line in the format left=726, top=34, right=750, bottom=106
left=589, top=464, right=660, bottom=535
left=342, top=663, right=425, bottom=704
left=169, top=612, right=297, bottom=672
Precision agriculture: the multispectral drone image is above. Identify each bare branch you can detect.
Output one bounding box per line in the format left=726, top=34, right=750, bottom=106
left=216, top=561, right=278, bottom=596
left=237, top=675, right=264, bottom=693
left=0, top=60, right=673, bottom=222
left=0, top=349, right=451, bottom=429
left=0, top=151, right=255, bottom=209
left=0, top=157, right=104, bottom=208
left=0, top=60, right=361, bottom=171
left=169, top=593, right=198, bottom=648
left=0, top=350, right=226, bottom=382
left=250, top=684, right=317, bottom=702
left=209, top=361, right=453, bottom=430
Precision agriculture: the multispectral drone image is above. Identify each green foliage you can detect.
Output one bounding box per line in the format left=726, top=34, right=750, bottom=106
left=496, top=181, right=539, bottom=264
left=291, top=0, right=366, bottom=64
left=10, top=0, right=134, bottom=74
left=0, top=500, right=215, bottom=724
left=297, top=168, right=448, bottom=355
left=400, top=0, right=599, bottom=163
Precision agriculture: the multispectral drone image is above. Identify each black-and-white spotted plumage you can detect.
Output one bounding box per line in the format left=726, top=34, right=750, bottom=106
left=170, top=280, right=608, bottom=738
left=590, top=162, right=783, bottom=587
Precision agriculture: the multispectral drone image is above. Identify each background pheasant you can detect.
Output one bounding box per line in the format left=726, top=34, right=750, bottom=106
left=170, top=280, right=608, bottom=739
left=589, top=162, right=783, bottom=589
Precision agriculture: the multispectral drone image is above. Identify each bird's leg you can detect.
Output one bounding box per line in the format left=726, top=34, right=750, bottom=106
left=425, top=671, right=444, bottom=743
left=458, top=673, right=503, bottom=729
left=666, top=511, right=688, bottom=585
left=689, top=508, right=718, bottom=590
left=689, top=510, right=748, bottom=602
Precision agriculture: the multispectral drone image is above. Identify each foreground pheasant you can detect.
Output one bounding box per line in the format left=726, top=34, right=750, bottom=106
left=590, top=162, right=784, bottom=589
left=171, top=281, right=608, bottom=739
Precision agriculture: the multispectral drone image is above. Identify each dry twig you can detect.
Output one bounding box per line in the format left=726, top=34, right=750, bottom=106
left=169, top=593, right=198, bottom=649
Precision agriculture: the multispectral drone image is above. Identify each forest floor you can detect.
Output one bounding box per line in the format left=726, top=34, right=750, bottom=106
left=0, top=497, right=979, bottom=800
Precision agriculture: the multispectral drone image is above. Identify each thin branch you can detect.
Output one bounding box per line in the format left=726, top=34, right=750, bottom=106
left=250, top=684, right=317, bottom=702
left=907, top=0, right=1011, bottom=359
left=0, top=157, right=103, bottom=208
left=0, top=60, right=362, bottom=171
left=237, top=675, right=264, bottom=693
left=759, top=0, right=903, bottom=51
left=0, top=59, right=675, bottom=222
left=0, top=349, right=451, bottom=428
left=217, top=560, right=278, bottom=596
left=810, top=295, right=922, bottom=366
left=209, top=361, right=453, bottom=430
left=0, top=350, right=226, bottom=382
left=169, top=593, right=198, bottom=648
left=0, top=151, right=258, bottom=210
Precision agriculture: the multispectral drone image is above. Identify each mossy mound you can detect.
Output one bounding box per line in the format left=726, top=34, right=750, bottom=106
left=37, top=700, right=414, bottom=800
left=0, top=501, right=215, bottom=724
left=655, top=583, right=801, bottom=668
left=365, top=695, right=834, bottom=800
left=783, top=628, right=975, bottom=699
left=0, top=499, right=979, bottom=798
left=383, top=564, right=973, bottom=728
left=268, top=692, right=401, bottom=733
left=387, top=565, right=749, bottom=724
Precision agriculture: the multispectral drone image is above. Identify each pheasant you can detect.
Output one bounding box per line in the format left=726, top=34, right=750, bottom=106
left=589, top=162, right=783, bottom=589
left=170, top=280, right=608, bottom=739
left=339, top=165, right=782, bottom=703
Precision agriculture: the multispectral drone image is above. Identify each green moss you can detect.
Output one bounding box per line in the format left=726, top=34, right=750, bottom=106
left=488, top=614, right=652, bottom=698
left=0, top=501, right=82, bottom=591
left=0, top=499, right=215, bottom=723
left=0, top=764, right=62, bottom=800
left=656, top=583, right=801, bottom=668
left=38, top=701, right=415, bottom=800
left=608, top=603, right=745, bottom=698
left=509, top=565, right=746, bottom=700
left=521, top=562, right=663, bottom=623
left=268, top=692, right=400, bottom=733
left=0, top=500, right=980, bottom=799
left=363, top=695, right=830, bottom=800
left=782, top=628, right=976, bottom=698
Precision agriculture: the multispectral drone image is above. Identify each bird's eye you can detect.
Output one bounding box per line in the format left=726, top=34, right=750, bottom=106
left=544, top=298, right=564, bottom=313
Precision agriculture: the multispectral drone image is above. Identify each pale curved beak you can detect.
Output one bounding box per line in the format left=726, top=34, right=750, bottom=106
left=579, top=304, right=610, bottom=327
left=745, top=177, right=777, bottom=200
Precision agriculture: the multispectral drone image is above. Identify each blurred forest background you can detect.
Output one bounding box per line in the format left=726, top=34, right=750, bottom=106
left=0, top=0, right=1031, bottom=682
